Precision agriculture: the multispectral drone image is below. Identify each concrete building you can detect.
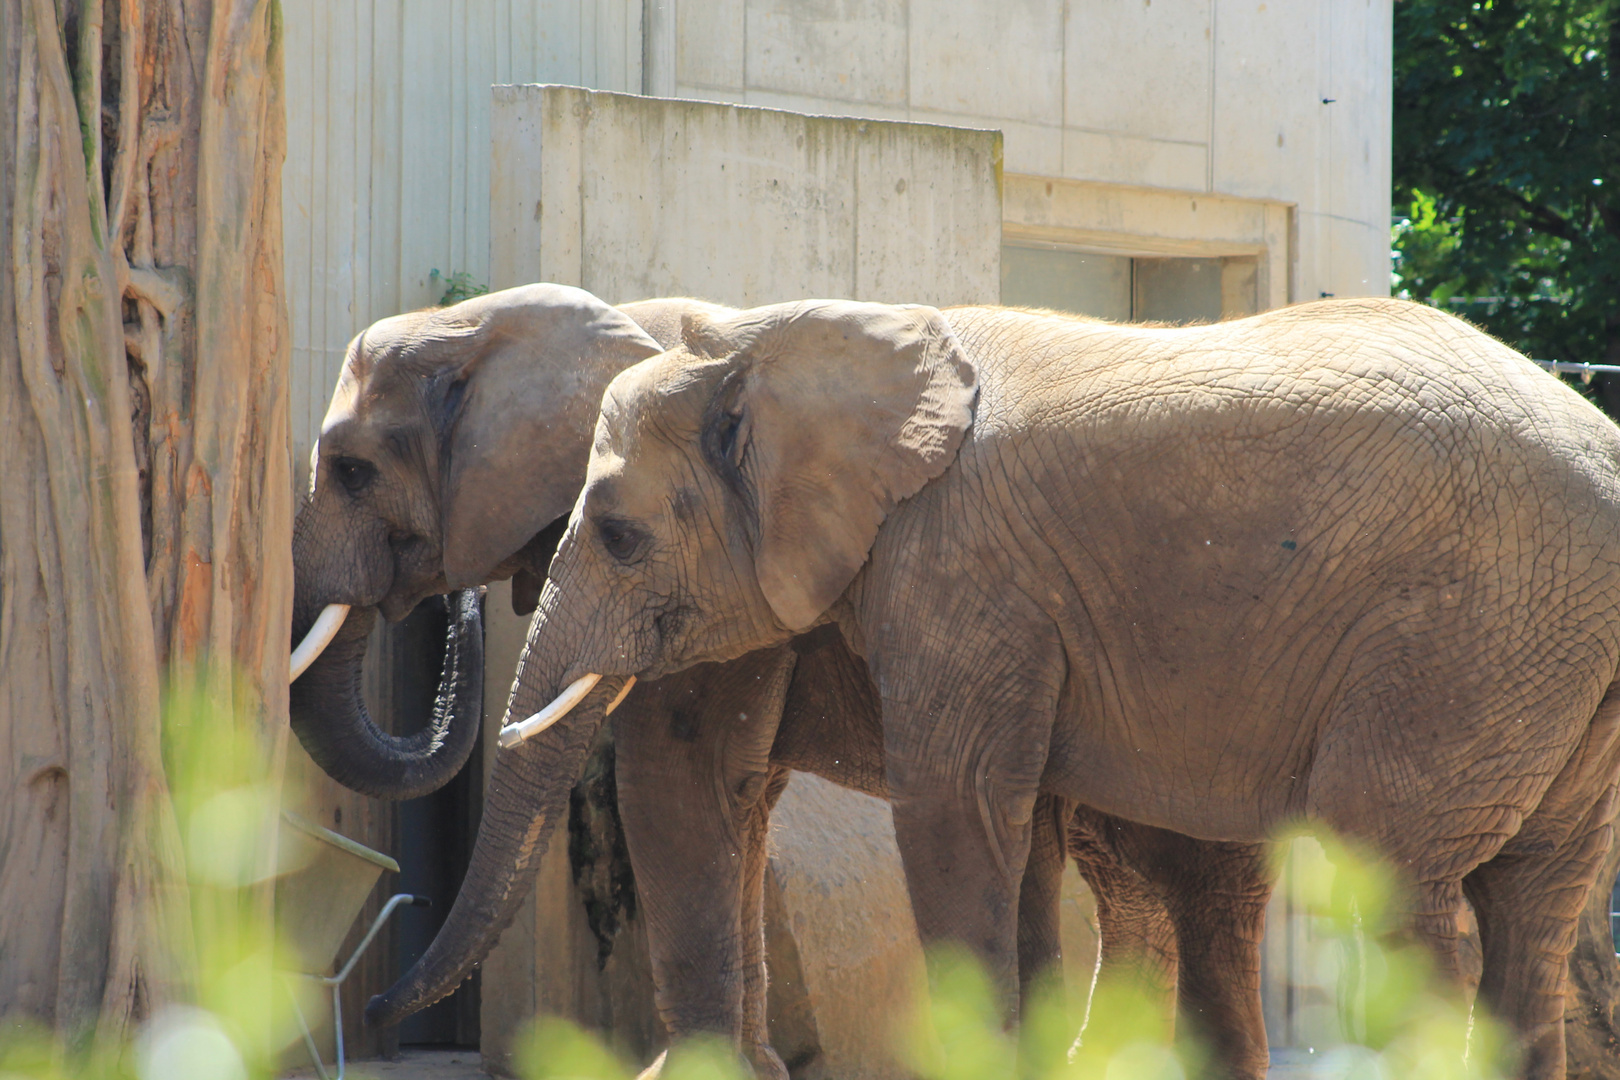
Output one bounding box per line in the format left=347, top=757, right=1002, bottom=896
left=280, top=1, right=1393, bottom=1073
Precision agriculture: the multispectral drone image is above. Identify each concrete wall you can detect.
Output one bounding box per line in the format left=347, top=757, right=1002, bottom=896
left=646, top=0, right=1392, bottom=303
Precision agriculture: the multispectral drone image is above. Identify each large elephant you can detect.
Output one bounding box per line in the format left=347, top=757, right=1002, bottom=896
left=392, top=296, right=1620, bottom=1080
left=289, top=285, right=1272, bottom=1076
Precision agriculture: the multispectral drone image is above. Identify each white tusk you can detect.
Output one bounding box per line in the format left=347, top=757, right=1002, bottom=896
left=290, top=604, right=351, bottom=683
left=604, top=676, right=636, bottom=716
left=498, top=673, right=602, bottom=749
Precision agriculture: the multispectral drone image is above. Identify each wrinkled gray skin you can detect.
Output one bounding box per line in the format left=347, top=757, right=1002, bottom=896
left=291, top=286, right=1271, bottom=1077
left=415, top=297, right=1620, bottom=1080
left=289, top=284, right=665, bottom=798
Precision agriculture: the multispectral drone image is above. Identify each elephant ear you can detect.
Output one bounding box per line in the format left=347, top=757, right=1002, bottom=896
left=439, top=284, right=663, bottom=588
left=694, top=300, right=978, bottom=631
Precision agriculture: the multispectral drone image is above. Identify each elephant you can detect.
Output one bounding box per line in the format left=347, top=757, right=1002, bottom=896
left=381, top=295, right=1620, bottom=1080
left=288, top=284, right=1275, bottom=1077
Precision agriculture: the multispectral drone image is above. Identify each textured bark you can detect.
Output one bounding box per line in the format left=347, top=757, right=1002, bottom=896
left=1566, top=843, right=1620, bottom=1080
left=0, top=0, right=289, bottom=1047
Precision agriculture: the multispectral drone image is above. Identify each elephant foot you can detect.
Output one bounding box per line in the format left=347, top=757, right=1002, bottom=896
left=635, top=1050, right=668, bottom=1080
left=634, top=1042, right=788, bottom=1080
left=745, top=1042, right=790, bottom=1080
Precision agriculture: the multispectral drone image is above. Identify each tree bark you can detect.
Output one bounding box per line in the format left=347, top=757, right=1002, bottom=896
left=0, top=0, right=289, bottom=1049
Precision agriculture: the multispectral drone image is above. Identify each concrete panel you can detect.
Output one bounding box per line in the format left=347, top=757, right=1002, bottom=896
left=746, top=0, right=908, bottom=106
left=1065, top=0, right=1212, bottom=145
left=1061, top=129, right=1208, bottom=191
left=1210, top=0, right=1325, bottom=207
left=1325, top=0, right=1394, bottom=243
left=676, top=0, right=745, bottom=89
left=907, top=0, right=1065, bottom=125
left=488, top=86, right=1002, bottom=309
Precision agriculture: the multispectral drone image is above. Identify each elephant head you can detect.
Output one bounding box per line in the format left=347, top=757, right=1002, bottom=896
left=289, top=283, right=663, bottom=800
left=364, top=298, right=976, bottom=1026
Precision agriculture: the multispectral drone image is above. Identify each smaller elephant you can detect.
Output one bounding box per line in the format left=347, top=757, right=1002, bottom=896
left=424, top=296, right=1620, bottom=1080
left=289, top=285, right=1272, bottom=1076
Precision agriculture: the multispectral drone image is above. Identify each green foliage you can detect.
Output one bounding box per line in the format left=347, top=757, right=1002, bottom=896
left=518, top=1021, right=749, bottom=1080
left=429, top=269, right=489, bottom=307
left=1392, top=0, right=1619, bottom=366
left=510, top=828, right=1514, bottom=1080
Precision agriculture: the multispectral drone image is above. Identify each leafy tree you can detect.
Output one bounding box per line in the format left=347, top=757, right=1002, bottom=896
left=1393, top=0, right=1618, bottom=371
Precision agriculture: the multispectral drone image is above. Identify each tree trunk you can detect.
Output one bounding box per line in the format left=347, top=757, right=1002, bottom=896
left=0, top=0, right=289, bottom=1049
left=1567, top=842, right=1620, bottom=1079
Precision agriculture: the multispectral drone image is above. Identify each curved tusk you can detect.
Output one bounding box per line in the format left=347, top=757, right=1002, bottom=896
left=290, top=604, right=351, bottom=683
left=498, top=673, right=601, bottom=749
left=604, top=676, right=636, bottom=716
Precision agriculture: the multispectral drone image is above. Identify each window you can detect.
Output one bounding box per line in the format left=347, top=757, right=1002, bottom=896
left=1001, top=243, right=1259, bottom=324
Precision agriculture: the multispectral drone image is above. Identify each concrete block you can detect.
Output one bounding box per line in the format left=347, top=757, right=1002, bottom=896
left=488, top=85, right=1001, bottom=308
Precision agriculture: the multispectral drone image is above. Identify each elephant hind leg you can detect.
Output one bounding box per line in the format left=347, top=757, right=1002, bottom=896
left=1465, top=820, right=1610, bottom=1080
left=1464, top=686, right=1620, bottom=1080
left=1143, top=834, right=1271, bottom=1080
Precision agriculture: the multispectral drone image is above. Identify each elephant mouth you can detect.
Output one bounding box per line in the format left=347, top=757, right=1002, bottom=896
left=287, top=590, right=486, bottom=801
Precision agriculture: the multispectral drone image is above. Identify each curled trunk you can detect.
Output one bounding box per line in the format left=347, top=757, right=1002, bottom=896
left=365, top=672, right=633, bottom=1027
left=289, top=589, right=484, bottom=801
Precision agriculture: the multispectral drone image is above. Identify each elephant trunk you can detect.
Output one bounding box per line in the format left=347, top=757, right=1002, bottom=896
left=288, top=589, right=485, bottom=801
left=364, top=664, right=632, bottom=1028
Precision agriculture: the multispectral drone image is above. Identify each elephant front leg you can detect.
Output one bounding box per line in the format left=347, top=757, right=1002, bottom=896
left=737, top=767, right=791, bottom=1080
left=614, top=651, right=796, bottom=1077
left=1018, top=794, right=1076, bottom=1006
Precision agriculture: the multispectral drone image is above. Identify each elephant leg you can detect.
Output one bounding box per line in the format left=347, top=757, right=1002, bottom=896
left=615, top=648, right=797, bottom=1076
left=1463, top=688, right=1620, bottom=1080
left=1125, top=825, right=1272, bottom=1080
left=1466, top=841, right=1602, bottom=1080
left=883, top=700, right=1054, bottom=1016
left=890, top=786, right=1036, bottom=1020
left=738, top=766, right=792, bottom=1080
left=1067, top=809, right=1178, bottom=1047
left=1018, top=794, right=1076, bottom=1008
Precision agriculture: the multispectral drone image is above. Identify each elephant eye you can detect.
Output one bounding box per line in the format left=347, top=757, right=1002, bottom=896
left=595, top=516, right=648, bottom=564
left=333, top=456, right=376, bottom=495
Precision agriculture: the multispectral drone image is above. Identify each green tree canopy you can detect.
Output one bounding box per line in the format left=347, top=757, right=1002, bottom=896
left=1393, top=0, right=1618, bottom=368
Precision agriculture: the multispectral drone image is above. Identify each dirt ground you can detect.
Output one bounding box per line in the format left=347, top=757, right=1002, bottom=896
left=280, top=1046, right=1323, bottom=1079
left=282, top=1048, right=486, bottom=1079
